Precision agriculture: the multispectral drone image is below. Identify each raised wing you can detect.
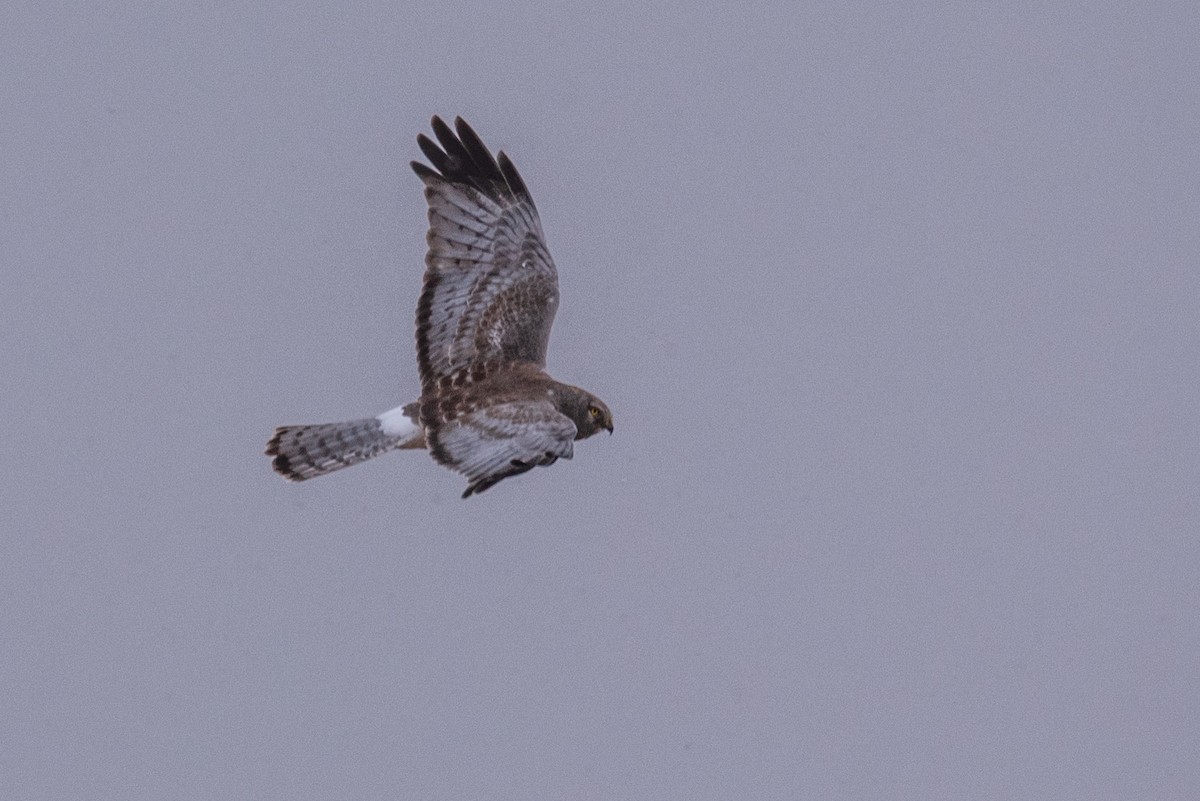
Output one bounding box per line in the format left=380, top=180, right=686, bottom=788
left=426, top=398, right=576, bottom=498
left=411, top=117, right=559, bottom=394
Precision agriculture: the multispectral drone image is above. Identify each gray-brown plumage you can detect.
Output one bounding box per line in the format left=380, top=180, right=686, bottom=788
left=266, top=116, right=612, bottom=497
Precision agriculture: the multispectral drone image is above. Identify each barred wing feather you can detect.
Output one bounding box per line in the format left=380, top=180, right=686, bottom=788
left=411, top=117, right=559, bottom=392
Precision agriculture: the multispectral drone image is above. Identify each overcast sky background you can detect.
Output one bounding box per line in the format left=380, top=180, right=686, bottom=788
left=3, top=2, right=1198, bottom=799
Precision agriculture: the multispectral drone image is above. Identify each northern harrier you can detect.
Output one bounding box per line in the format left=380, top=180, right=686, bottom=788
left=266, top=117, right=613, bottom=497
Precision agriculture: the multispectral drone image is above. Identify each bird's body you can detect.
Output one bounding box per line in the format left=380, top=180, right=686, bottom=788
left=266, top=117, right=612, bottom=497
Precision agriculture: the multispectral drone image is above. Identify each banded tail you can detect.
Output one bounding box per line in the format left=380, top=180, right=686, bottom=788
left=266, top=403, right=425, bottom=481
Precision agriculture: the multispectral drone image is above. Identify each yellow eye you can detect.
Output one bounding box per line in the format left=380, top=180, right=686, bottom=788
left=588, top=406, right=601, bottom=418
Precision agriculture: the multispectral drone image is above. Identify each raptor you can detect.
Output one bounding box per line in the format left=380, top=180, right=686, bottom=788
left=266, top=117, right=612, bottom=497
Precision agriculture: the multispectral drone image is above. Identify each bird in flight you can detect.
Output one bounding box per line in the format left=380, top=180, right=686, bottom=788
left=266, top=116, right=613, bottom=498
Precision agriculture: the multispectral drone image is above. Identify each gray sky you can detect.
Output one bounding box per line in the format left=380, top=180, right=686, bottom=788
left=4, top=2, right=1198, bottom=799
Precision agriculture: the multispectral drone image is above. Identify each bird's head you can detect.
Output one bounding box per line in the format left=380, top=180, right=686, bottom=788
left=582, top=396, right=614, bottom=438
left=557, top=387, right=613, bottom=439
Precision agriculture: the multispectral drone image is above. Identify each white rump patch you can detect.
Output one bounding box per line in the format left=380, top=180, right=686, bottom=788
left=377, top=404, right=419, bottom=438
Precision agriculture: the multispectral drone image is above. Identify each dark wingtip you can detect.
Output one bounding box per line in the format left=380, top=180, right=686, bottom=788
left=430, top=115, right=454, bottom=141
left=412, top=115, right=529, bottom=205
left=453, top=116, right=478, bottom=144
left=411, top=160, right=436, bottom=180
left=496, top=151, right=534, bottom=207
